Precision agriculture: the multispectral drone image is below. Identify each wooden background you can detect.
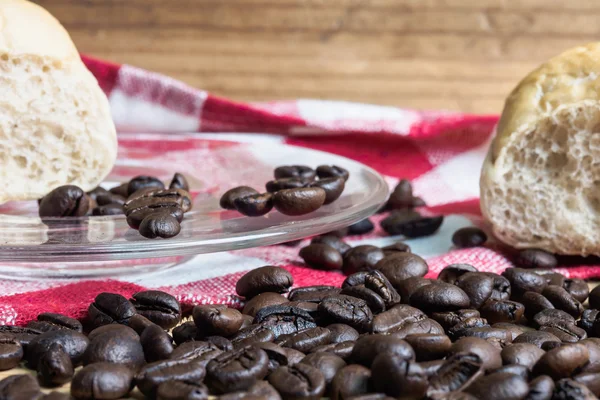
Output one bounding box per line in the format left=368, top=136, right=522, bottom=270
left=31, top=0, right=600, bottom=114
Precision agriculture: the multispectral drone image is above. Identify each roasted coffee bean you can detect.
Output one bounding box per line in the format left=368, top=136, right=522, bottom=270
left=350, top=334, right=415, bottom=367
left=169, top=341, right=222, bottom=365
left=83, top=326, right=145, bottom=369
left=534, top=271, right=566, bottom=287
left=381, top=213, right=444, bottom=238
left=254, top=342, right=290, bottom=373
left=137, top=358, right=207, bottom=397
left=328, top=227, right=349, bottom=237
left=526, top=375, right=555, bottom=400
left=464, top=372, right=529, bottom=400
left=288, top=286, right=341, bottom=303
left=268, top=363, right=326, bottom=400
left=381, top=241, right=411, bottom=255
left=449, top=337, right=502, bottom=371
left=493, top=323, right=535, bottom=341
left=541, top=286, right=583, bottom=318
left=522, top=291, right=555, bottom=321
left=157, top=381, right=209, bottom=400
left=0, top=374, right=42, bottom=400
left=330, top=364, right=371, bottom=400
left=326, top=324, right=359, bottom=344
left=316, top=165, right=349, bottom=181
left=172, top=321, right=199, bottom=345
left=516, top=249, right=557, bottom=269
left=109, top=183, right=129, bottom=197
left=219, top=380, right=282, bottom=400
left=501, top=343, right=545, bottom=369
left=389, top=317, right=445, bottom=339
left=37, top=343, right=74, bottom=387
left=494, top=363, right=533, bottom=379
left=141, top=324, right=174, bottom=362
left=479, top=272, right=512, bottom=301
left=456, top=272, right=495, bottom=309
left=404, top=333, right=451, bottom=361
left=128, top=175, right=165, bottom=196
left=243, top=293, right=289, bottom=317
left=310, top=235, right=351, bottom=255
left=427, top=353, right=484, bottom=396
left=279, top=327, right=331, bottom=353
left=234, top=193, right=274, bottom=217
left=374, top=253, right=429, bottom=288
left=26, top=313, right=81, bottom=333
left=513, top=331, right=561, bottom=348
left=285, top=348, right=306, bottom=366
left=126, top=314, right=156, bottom=337
left=553, top=378, right=597, bottom=399
left=272, top=187, right=326, bottom=216
left=589, top=285, right=600, bottom=310
left=318, top=295, right=373, bottom=331
left=275, top=165, right=316, bottom=181
left=71, top=362, right=134, bottom=400
left=95, top=191, right=126, bottom=207
left=139, top=212, right=181, bottom=239
left=0, top=325, right=42, bottom=347
left=130, top=290, right=181, bottom=330
left=430, top=309, right=480, bottom=331
left=254, top=305, right=317, bottom=338
left=347, top=218, right=375, bottom=235
left=205, top=336, right=233, bottom=352
left=419, top=359, right=444, bottom=379
left=340, top=286, right=386, bottom=314
left=300, top=244, right=343, bottom=271
left=446, top=317, right=490, bottom=340
left=310, top=177, right=345, bottom=204
left=360, top=270, right=401, bottom=308
left=452, top=227, right=487, bottom=248
left=532, top=343, right=589, bottom=380
left=342, top=245, right=385, bottom=275
left=231, top=325, right=276, bottom=348
left=126, top=205, right=183, bottom=230
left=193, top=305, right=244, bottom=337
left=169, top=173, right=190, bottom=191
left=220, top=186, right=260, bottom=210
left=237, top=266, right=293, bottom=298
left=0, top=336, right=22, bottom=371
left=285, top=301, right=319, bottom=318
left=206, top=346, right=269, bottom=393
left=88, top=186, right=110, bottom=203
left=387, top=179, right=413, bottom=209
left=396, top=277, right=436, bottom=304
left=371, top=353, right=427, bottom=398
left=300, top=352, right=346, bottom=390
left=39, top=185, right=90, bottom=217
left=580, top=309, right=600, bottom=336
left=92, top=204, right=124, bottom=215
left=533, top=308, right=575, bottom=328
left=502, top=268, right=547, bottom=298
left=573, top=372, right=600, bottom=396
left=563, top=279, right=589, bottom=303
left=42, top=392, right=72, bottom=400
left=410, top=282, right=470, bottom=313
left=87, top=292, right=136, bottom=328
left=371, top=304, right=427, bottom=334
left=310, top=341, right=354, bottom=361
left=266, top=177, right=310, bottom=193
left=437, top=264, right=478, bottom=284
left=27, top=330, right=89, bottom=369
left=479, top=298, right=525, bottom=324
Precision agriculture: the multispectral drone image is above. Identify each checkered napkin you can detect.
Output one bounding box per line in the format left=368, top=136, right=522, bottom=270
left=1, top=56, right=598, bottom=325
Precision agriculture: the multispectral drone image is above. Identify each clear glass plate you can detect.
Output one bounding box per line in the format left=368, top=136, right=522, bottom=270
left=0, top=133, right=388, bottom=278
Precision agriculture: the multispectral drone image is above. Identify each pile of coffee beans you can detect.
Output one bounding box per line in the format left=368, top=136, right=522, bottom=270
left=37, top=173, right=191, bottom=239
left=220, top=165, right=348, bottom=217
left=1, top=260, right=600, bottom=399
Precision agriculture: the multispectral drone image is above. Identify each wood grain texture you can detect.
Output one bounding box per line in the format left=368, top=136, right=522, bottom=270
left=28, top=0, right=600, bottom=114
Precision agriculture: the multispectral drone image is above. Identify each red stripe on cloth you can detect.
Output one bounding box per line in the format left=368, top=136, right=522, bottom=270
left=81, top=55, right=121, bottom=96
left=410, top=115, right=499, bottom=139
left=427, top=199, right=482, bottom=216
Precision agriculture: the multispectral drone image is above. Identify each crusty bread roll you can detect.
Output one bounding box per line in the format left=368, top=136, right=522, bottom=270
left=481, top=42, right=600, bottom=256
left=0, top=0, right=117, bottom=204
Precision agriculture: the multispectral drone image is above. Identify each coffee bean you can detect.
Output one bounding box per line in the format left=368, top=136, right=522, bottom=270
left=342, top=245, right=385, bottom=275
left=27, top=313, right=82, bottom=334
left=404, top=333, right=451, bottom=361
left=220, top=186, right=260, bottom=210
left=27, top=330, right=89, bottom=369
left=219, top=380, right=282, bottom=400
left=234, top=192, right=274, bottom=217
left=456, top=272, right=495, bottom=309
left=300, top=244, right=343, bottom=271
left=128, top=175, right=165, bottom=196
left=381, top=241, right=411, bottom=255
left=0, top=325, right=42, bottom=348
left=169, top=341, right=222, bottom=365
left=236, top=266, right=293, bottom=298
left=438, top=264, right=478, bottom=284
left=95, top=191, right=126, bottom=207
left=88, top=292, right=136, bottom=329
left=464, top=372, right=529, bottom=400
left=231, top=324, right=276, bottom=348
left=71, top=362, right=134, bottom=400
left=542, top=285, right=583, bottom=318
left=501, top=343, right=545, bottom=369
left=371, top=304, right=427, bottom=334
left=554, top=378, right=597, bottom=399
left=480, top=272, right=512, bottom=300
left=83, top=326, right=145, bottom=370
left=479, top=299, right=525, bottom=324
left=410, top=282, right=470, bottom=313
left=285, top=348, right=306, bottom=366
left=254, top=305, right=317, bottom=338
left=350, top=334, right=415, bottom=367
left=204, top=336, right=233, bottom=353
left=169, top=173, right=190, bottom=191
left=127, top=205, right=183, bottom=230
left=157, top=381, right=208, bottom=400
left=579, top=309, right=599, bottom=336
left=563, top=279, right=590, bottom=303
left=206, top=346, right=269, bottom=393
left=516, top=249, right=557, bottom=269
left=39, top=185, right=90, bottom=217
left=37, top=343, right=74, bottom=387
left=266, top=177, right=310, bottom=193
left=589, top=285, right=600, bottom=310
left=326, top=324, right=359, bottom=344
left=288, top=286, right=341, bottom=303
left=450, top=337, right=502, bottom=371
left=172, top=321, right=198, bottom=345
left=493, top=363, right=532, bottom=379
left=330, top=364, right=371, bottom=400
left=372, top=353, right=427, bottom=398
left=243, top=293, right=289, bottom=317
left=493, top=323, right=533, bottom=341
left=137, top=358, right=207, bottom=397
left=446, top=317, right=490, bottom=340
left=426, top=353, right=484, bottom=396
left=533, top=308, right=575, bottom=328
left=92, top=204, right=124, bottom=215
left=452, top=227, right=487, bottom=248
left=347, top=218, right=375, bottom=235
left=535, top=271, right=566, bottom=287
left=0, top=374, right=42, bottom=400
left=573, top=372, right=600, bottom=397
left=310, top=341, right=354, bottom=361
left=254, top=342, right=290, bottom=374
left=527, top=375, right=555, bottom=400
left=340, top=284, right=388, bottom=314
left=273, top=187, right=326, bottom=216
left=387, top=179, right=413, bottom=209
left=0, top=336, right=22, bottom=371
left=275, top=165, right=316, bottom=181
left=394, top=277, right=435, bottom=304
left=300, top=352, right=346, bottom=390
left=513, top=331, right=561, bottom=348
left=501, top=268, right=547, bottom=298
left=130, top=290, right=181, bottom=330
left=430, top=309, right=480, bottom=331
left=108, top=183, right=129, bottom=197
left=88, top=186, right=110, bottom=203
left=316, top=165, right=349, bottom=181
left=374, top=253, right=429, bottom=288
left=280, top=327, right=331, bottom=353
left=141, top=324, right=174, bottom=362
left=87, top=324, right=139, bottom=342
left=269, top=363, right=326, bottom=400
left=532, top=343, right=590, bottom=380
left=139, top=212, right=181, bottom=239
left=521, top=291, right=555, bottom=321
left=310, top=235, right=351, bottom=255
left=318, top=295, right=373, bottom=332
left=381, top=213, right=444, bottom=238
left=193, top=305, right=243, bottom=337
left=310, top=177, right=345, bottom=204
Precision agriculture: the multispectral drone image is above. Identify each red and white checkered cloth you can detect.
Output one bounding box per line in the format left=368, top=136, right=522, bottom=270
left=1, top=56, right=599, bottom=326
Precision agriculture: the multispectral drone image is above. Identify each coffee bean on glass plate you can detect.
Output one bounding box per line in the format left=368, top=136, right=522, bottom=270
left=563, top=278, right=590, bottom=303
left=88, top=186, right=110, bottom=202
left=157, top=381, right=209, bottom=400
left=449, top=337, right=502, bottom=371
left=137, top=358, right=206, bottom=397
left=126, top=205, right=183, bottom=231
left=318, top=295, right=373, bottom=332
left=426, top=353, right=484, bottom=397
left=220, top=186, right=260, bottom=210
left=479, top=299, right=525, bottom=324
left=455, top=272, right=495, bottom=309
left=452, top=227, right=487, bottom=248
left=501, top=268, right=547, bottom=298
left=206, top=346, right=269, bottom=394
left=409, top=282, right=470, bottom=313
left=501, top=343, right=545, bottom=369
left=374, top=252, right=429, bottom=287
left=532, top=343, right=590, bottom=380
left=350, top=334, right=415, bottom=367
left=266, top=177, right=310, bottom=193
left=464, top=372, right=529, bottom=400
left=27, top=330, right=89, bottom=369
left=193, top=305, right=244, bottom=337
left=272, top=187, right=326, bottom=216
left=169, top=172, right=190, bottom=191
left=39, top=185, right=90, bottom=217
left=342, top=245, right=385, bottom=275
left=139, top=212, right=181, bottom=239
left=316, top=165, right=350, bottom=181
left=516, top=248, right=557, bottom=269
left=330, top=364, right=371, bottom=400
left=430, top=309, right=480, bottom=332
left=127, top=175, right=165, bottom=196
left=371, top=353, right=427, bottom=399
left=234, top=193, right=274, bottom=217
left=0, top=335, right=22, bottom=371
left=541, top=285, right=583, bottom=318
left=437, top=263, right=478, bottom=285
left=83, top=326, right=145, bottom=370
left=310, top=177, right=345, bottom=205
left=310, top=235, right=351, bottom=255
left=26, top=312, right=82, bottom=333
left=87, top=292, right=136, bottom=328
left=130, top=290, right=181, bottom=330
left=288, top=286, right=341, bottom=303
left=404, top=333, right=451, bottom=361
left=71, top=362, right=134, bottom=400
left=95, top=191, right=126, bottom=207
left=37, top=343, right=74, bottom=387
left=275, top=165, right=316, bottom=181
left=347, top=218, right=374, bottom=235
left=300, top=243, right=343, bottom=271
left=236, top=266, right=293, bottom=298
left=243, top=292, right=289, bottom=317
left=254, top=305, right=317, bottom=338
left=169, top=341, right=222, bottom=365
left=268, top=363, right=326, bottom=400
left=0, top=374, right=42, bottom=400
left=92, top=204, right=124, bottom=216
left=521, top=291, right=555, bottom=321
left=231, top=324, right=275, bottom=349
left=141, top=324, right=174, bottom=362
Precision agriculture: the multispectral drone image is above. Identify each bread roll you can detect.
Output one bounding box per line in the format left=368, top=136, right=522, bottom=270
left=481, top=42, right=600, bottom=256
left=0, top=0, right=117, bottom=204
